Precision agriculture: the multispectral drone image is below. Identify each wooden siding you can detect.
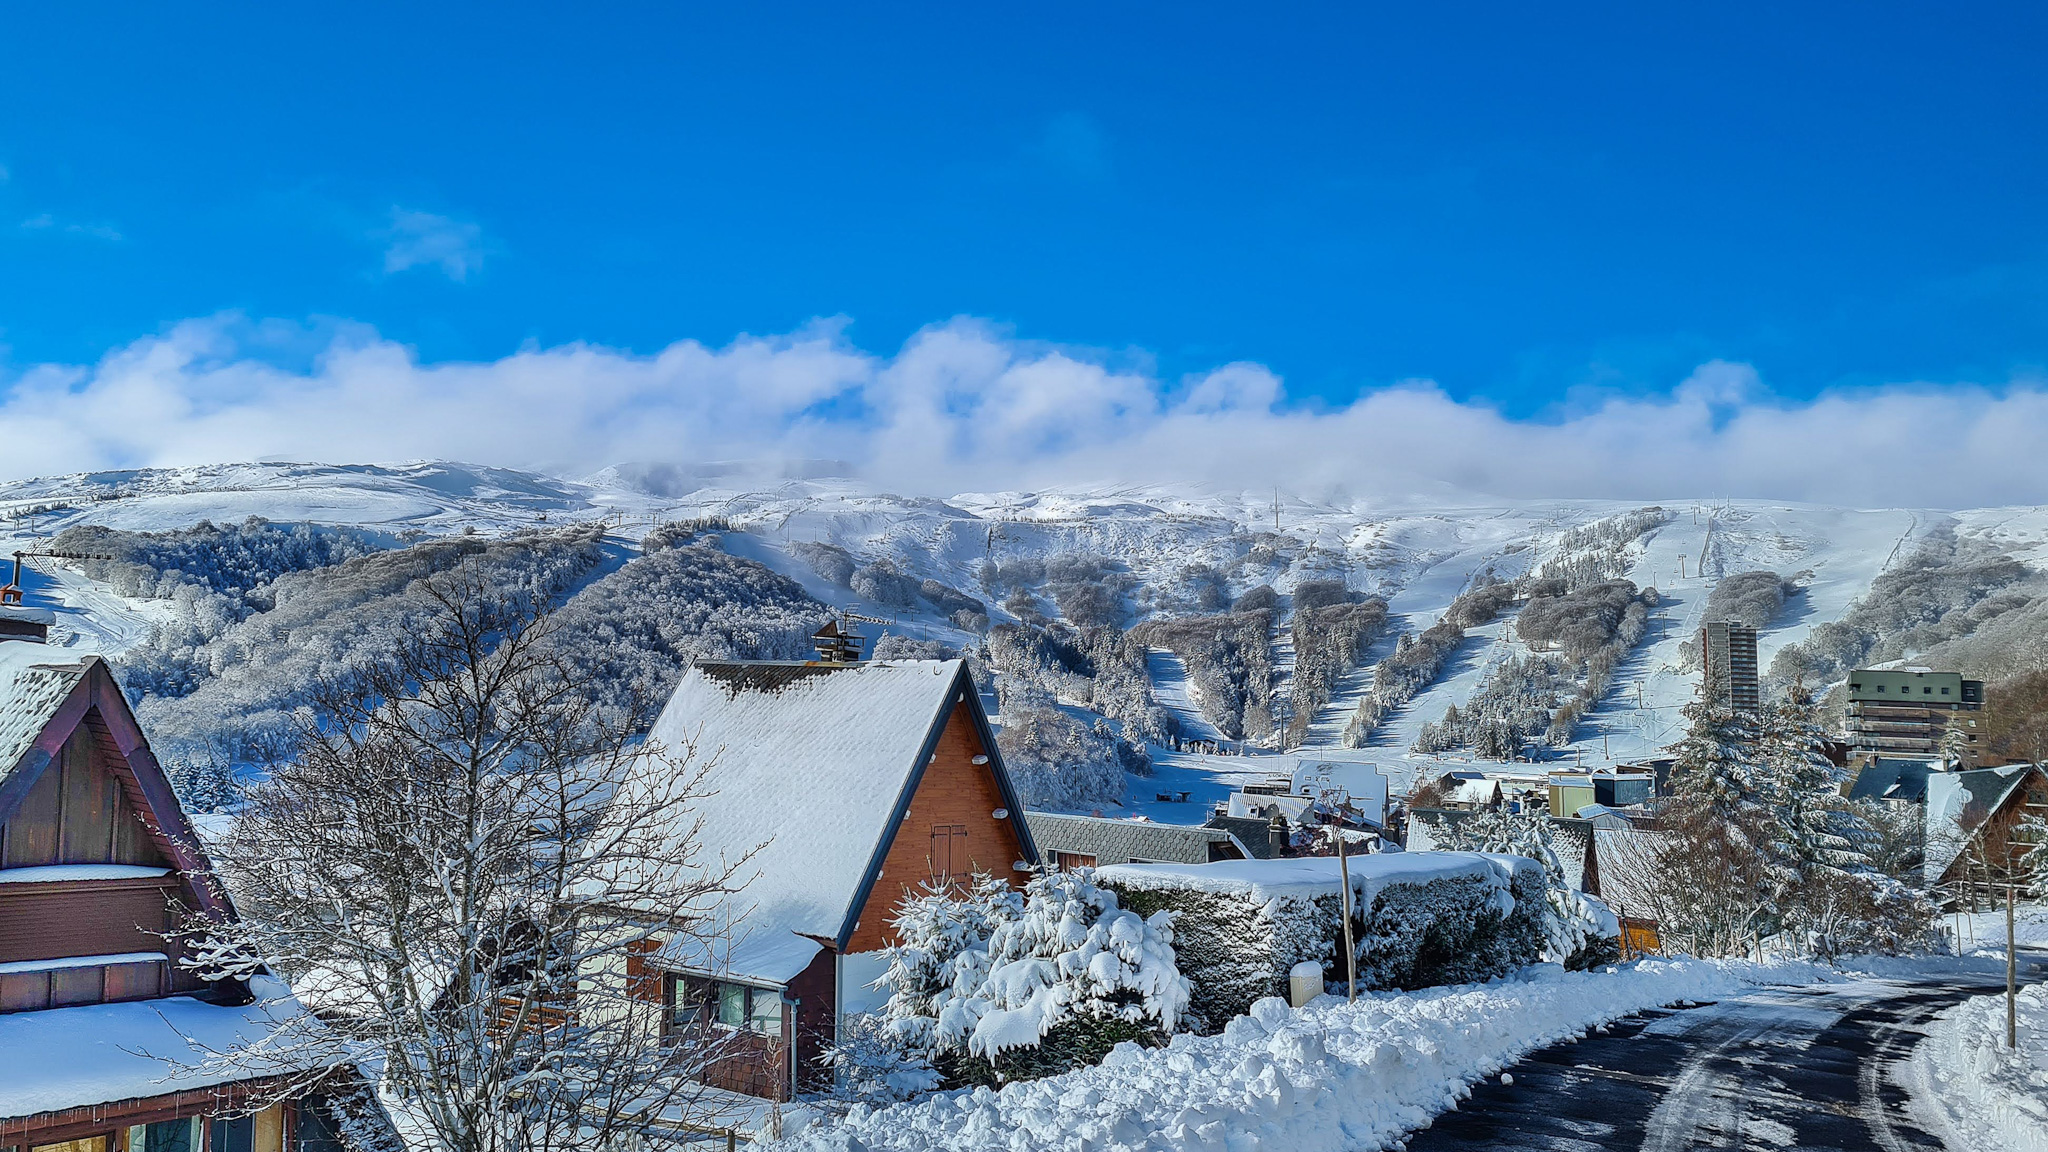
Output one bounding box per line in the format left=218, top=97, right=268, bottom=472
left=0, top=723, right=167, bottom=870
left=844, top=700, right=1027, bottom=953
left=0, top=876, right=181, bottom=964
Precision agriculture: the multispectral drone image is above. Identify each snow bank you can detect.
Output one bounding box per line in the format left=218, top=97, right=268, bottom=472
left=1908, top=982, right=2048, bottom=1152
left=772, top=958, right=1747, bottom=1152
left=1095, top=853, right=1548, bottom=1025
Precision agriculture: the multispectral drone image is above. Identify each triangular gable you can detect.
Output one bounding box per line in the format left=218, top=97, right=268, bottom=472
left=836, top=663, right=1038, bottom=950
left=0, top=657, right=231, bottom=919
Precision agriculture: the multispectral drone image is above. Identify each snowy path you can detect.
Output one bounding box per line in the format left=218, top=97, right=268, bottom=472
left=1145, top=647, right=1224, bottom=744
left=1404, top=970, right=2042, bottom=1152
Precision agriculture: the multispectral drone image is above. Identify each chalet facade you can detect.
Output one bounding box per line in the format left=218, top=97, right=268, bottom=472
left=0, top=614, right=330, bottom=1150
left=1925, top=763, right=2048, bottom=903
left=612, top=657, right=1039, bottom=1101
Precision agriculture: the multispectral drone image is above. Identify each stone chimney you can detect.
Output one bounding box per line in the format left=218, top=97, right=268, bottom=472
left=0, top=605, right=53, bottom=644
left=1267, top=811, right=1289, bottom=859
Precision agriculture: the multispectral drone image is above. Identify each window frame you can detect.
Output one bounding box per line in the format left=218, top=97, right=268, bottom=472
left=666, top=972, right=786, bottom=1040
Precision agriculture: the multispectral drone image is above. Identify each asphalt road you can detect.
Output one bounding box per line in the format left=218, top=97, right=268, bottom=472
left=1403, top=965, right=2044, bottom=1152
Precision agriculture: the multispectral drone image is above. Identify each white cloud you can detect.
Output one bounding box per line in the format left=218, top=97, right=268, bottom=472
left=378, top=208, right=489, bottom=281
left=2, top=313, right=2045, bottom=508
left=19, top=212, right=123, bottom=241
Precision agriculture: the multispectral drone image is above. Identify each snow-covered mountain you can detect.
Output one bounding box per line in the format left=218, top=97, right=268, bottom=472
left=6, top=460, right=2045, bottom=815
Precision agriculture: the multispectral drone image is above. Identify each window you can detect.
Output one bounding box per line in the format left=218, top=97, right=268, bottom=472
left=128, top=1120, right=199, bottom=1152
left=930, top=824, right=968, bottom=880
left=1051, top=850, right=1096, bottom=871
left=210, top=1118, right=252, bottom=1152
left=1924, top=686, right=1933, bottom=694
left=668, top=974, right=784, bottom=1038
left=1942, top=687, right=1952, bottom=695
left=1875, top=685, right=1885, bottom=692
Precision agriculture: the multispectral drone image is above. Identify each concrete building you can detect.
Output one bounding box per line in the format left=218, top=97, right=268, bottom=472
left=1700, top=621, right=1760, bottom=711
left=1845, top=667, right=1983, bottom=764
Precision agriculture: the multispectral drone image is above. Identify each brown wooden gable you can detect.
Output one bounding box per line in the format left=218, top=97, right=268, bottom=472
left=0, top=658, right=229, bottom=918
left=842, top=679, right=1038, bottom=954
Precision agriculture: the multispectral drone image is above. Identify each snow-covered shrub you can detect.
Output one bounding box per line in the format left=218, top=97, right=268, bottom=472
left=791, top=539, right=857, bottom=587
left=543, top=542, right=828, bottom=718
left=872, top=633, right=960, bottom=661
left=852, top=559, right=922, bottom=610
left=1099, top=854, right=1547, bottom=1026
left=641, top=517, right=738, bottom=552
left=1234, top=584, right=1281, bottom=614
left=918, top=579, right=985, bottom=620
left=874, top=871, right=1189, bottom=1087
left=55, top=518, right=387, bottom=605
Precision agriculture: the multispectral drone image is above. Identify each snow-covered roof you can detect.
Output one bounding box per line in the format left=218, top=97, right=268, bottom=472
left=1225, top=792, right=1317, bottom=823
left=1096, top=850, right=1533, bottom=908
left=0, top=642, right=90, bottom=778
left=634, top=659, right=1027, bottom=950
left=656, top=927, right=826, bottom=988
left=1925, top=765, right=2042, bottom=884
left=0, top=977, right=327, bottom=1122
left=1026, top=812, right=1242, bottom=866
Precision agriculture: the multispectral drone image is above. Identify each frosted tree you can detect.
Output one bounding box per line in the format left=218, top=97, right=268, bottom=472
left=1754, top=689, right=1862, bottom=873
left=874, top=869, right=1189, bottom=1086
left=174, top=560, right=748, bottom=1152
left=1427, top=806, right=1618, bottom=967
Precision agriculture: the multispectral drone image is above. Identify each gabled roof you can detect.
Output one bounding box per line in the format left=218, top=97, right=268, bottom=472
left=1925, top=763, right=2046, bottom=884
left=0, top=642, right=91, bottom=782
left=1026, top=812, right=1246, bottom=866
left=636, top=659, right=1036, bottom=955
left=1845, top=756, right=1940, bottom=804
left=0, top=646, right=230, bottom=919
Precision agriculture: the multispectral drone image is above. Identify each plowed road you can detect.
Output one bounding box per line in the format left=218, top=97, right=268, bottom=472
left=1403, top=969, right=2038, bottom=1152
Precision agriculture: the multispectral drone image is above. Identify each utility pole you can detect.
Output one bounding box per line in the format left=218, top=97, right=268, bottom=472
left=1328, top=802, right=1357, bottom=1002
left=2009, top=880, right=2020, bottom=1049
left=1272, top=488, right=1281, bottom=534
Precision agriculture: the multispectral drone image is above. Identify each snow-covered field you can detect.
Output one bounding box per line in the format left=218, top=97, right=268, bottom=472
left=1908, top=981, right=2048, bottom=1152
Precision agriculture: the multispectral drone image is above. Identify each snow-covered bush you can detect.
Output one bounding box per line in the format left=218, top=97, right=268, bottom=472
left=641, top=517, right=738, bottom=552
left=873, top=871, right=1189, bottom=1087
left=55, top=518, right=387, bottom=604
left=872, top=633, right=960, bottom=661
left=1424, top=807, right=1621, bottom=968
left=1098, top=854, right=1548, bottom=1027
left=918, top=579, right=985, bottom=622
left=852, top=559, right=922, bottom=610
left=791, top=539, right=858, bottom=587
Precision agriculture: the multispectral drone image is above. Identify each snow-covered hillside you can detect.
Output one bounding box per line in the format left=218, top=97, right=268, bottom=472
left=5, top=460, right=2042, bottom=818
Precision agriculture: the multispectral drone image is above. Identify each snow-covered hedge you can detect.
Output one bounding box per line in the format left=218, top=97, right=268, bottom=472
left=1097, top=853, right=1548, bottom=1027
left=875, top=871, right=1191, bottom=1086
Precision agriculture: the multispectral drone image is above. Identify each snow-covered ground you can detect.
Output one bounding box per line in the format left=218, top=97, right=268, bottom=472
left=771, top=955, right=1980, bottom=1152
left=1907, top=981, right=2048, bottom=1152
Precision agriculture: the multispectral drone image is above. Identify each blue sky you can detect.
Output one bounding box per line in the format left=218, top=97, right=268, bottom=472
left=2, top=4, right=2046, bottom=500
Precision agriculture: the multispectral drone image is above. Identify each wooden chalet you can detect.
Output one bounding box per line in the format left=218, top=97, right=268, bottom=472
left=1926, top=763, right=2048, bottom=902
left=615, top=656, right=1039, bottom=1101
left=0, top=612, right=332, bottom=1152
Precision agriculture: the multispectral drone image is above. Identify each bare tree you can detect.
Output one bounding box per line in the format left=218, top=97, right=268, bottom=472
left=176, top=560, right=749, bottom=1152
